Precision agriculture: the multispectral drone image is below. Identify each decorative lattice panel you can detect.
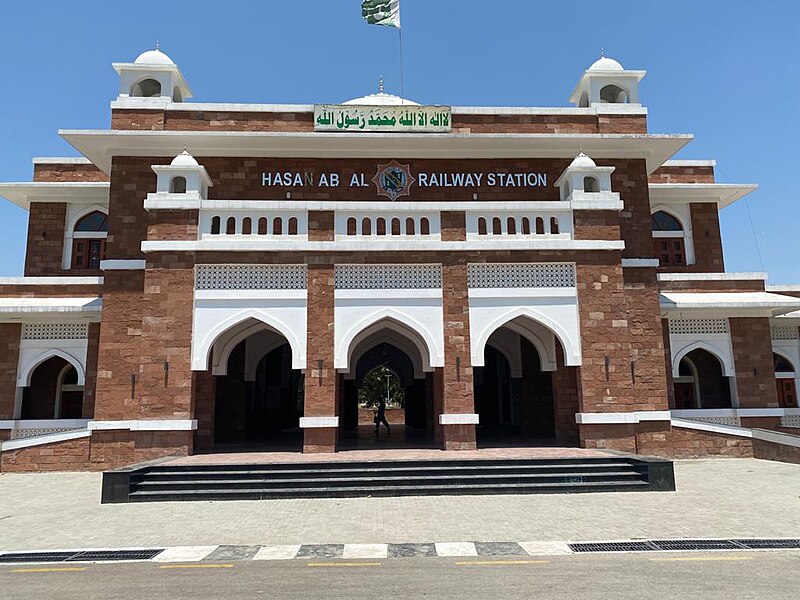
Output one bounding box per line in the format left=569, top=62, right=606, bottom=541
left=195, top=264, right=307, bottom=290
left=772, top=326, right=799, bottom=340
left=669, top=319, right=730, bottom=335
left=335, top=264, right=442, bottom=290
left=22, top=323, right=88, bottom=341
left=467, top=263, right=576, bottom=288
left=780, top=415, right=800, bottom=428
left=10, top=427, right=84, bottom=440
left=683, top=416, right=740, bottom=427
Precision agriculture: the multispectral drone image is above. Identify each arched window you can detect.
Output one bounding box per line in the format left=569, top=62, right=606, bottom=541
left=775, top=353, right=795, bottom=373
left=600, top=84, right=628, bottom=104
left=376, top=217, right=387, bottom=236
left=651, top=211, right=683, bottom=231
left=241, top=217, right=252, bottom=235
left=652, top=211, right=686, bottom=266
left=420, top=217, right=430, bottom=235
left=169, top=176, right=187, bottom=194
left=258, top=217, right=268, bottom=235
left=391, top=218, right=401, bottom=236
left=71, top=210, right=108, bottom=270
left=211, top=216, right=221, bottom=235
left=21, top=357, right=83, bottom=419
left=362, top=218, right=372, bottom=236
left=578, top=91, right=589, bottom=108
left=478, top=217, right=488, bottom=235
left=775, top=353, right=798, bottom=408
left=673, top=349, right=732, bottom=410
left=550, top=217, right=559, bottom=234
left=288, top=217, right=298, bottom=235
left=522, top=217, right=531, bottom=235
left=347, top=217, right=357, bottom=235
left=273, top=217, right=283, bottom=235
left=226, top=217, right=236, bottom=235
left=583, top=176, right=600, bottom=193
left=405, top=217, right=415, bottom=235
left=507, top=217, right=516, bottom=235
left=131, top=78, right=161, bottom=98
left=535, top=217, right=545, bottom=235
left=492, top=217, right=502, bottom=235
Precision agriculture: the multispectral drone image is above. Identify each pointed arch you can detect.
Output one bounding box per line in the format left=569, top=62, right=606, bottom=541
left=19, top=349, right=85, bottom=387
left=773, top=349, right=796, bottom=373
left=672, top=341, right=733, bottom=377
left=345, top=328, right=429, bottom=380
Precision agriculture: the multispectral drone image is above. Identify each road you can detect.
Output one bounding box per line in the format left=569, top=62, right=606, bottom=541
left=1, top=551, right=797, bottom=599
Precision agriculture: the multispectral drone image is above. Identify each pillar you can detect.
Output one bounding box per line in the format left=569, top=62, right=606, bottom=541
left=0, top=323, right=21, bottom=419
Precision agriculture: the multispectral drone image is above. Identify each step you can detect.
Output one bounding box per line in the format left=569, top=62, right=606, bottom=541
left=128, top=479, right=652, bottom=502
left=130, top=471, right=644, bottom=491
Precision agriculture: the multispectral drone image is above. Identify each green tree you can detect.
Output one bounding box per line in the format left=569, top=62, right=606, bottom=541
left=358, top=364, right=405, bottom=409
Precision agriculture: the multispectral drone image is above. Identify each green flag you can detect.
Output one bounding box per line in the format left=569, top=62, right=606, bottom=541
left=362, top=0, right=401, bottom=28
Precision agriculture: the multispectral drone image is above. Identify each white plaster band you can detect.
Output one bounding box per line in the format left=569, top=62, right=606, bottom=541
left=670, top=417, right=753, bottom=438
left=88, top=420, right=197, bottom=431
left=621, top=259, right=660, bottom=268
left=99, top=259, right=147, bottom=271
left=658, top=272, right=767, bottom=282
left=752, top=428, right=800, bottom=448
left=0, top=419, right=89, bottom=430
left=299, top=417, right=339, bottom=429
left=0, top=429, right=91, bottom=451
left=0, top=277, right=103, bottom=286
left=439, top=413, right=480, bottom=425
left=575, top=411, right=671, bottom=425
left=736, top=408, right=787, bottom=418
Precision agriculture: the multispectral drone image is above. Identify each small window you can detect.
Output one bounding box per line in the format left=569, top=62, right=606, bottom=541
left=583, top=176, right=600, bottom=193
left=131, top=78, right=162, bottom=98
left=211, top=216, right=221, bottom=235
left=550, top=217, right=559, bottom=234
left=391, top=218, right=401, bottom=236
left=241, top=217, right=252, bottom=235
left=600, top=84, right=628, bottom=104
left=72, top=239, right=106, bottom=269
left=775, top=353, right=795, bottom=373
left=226, top=217, right=236, bottom=235
left=258, top=217, right=268, bottom=235
left=654, top=237, right=685, bottom=266
left=273, top=217, right=283, bottom=235
left=169, top=176, right=187, bottom=194
left=362, top=218, right=372, bottom=236
left=347, top=217, right=357, bottom=235
left=74, top=211, right=108, bottom=232
left=522, top=217, right=531, bottom=235
left=535, top=217, right=545, bottom=235
left=507, top=218, right=516, bottom=235
left=420, top=217, right=430, bottom=235
left=405, top=217, right=415, bottom=235
left=651, top=211, right=683, bottom=232
left=492, top=217, right=502, bottom=235
left=478, top=217, right=487, bottom=236
left=288, top=217, right=298, bottom=235
left=376, top=217, right=386, bottom=236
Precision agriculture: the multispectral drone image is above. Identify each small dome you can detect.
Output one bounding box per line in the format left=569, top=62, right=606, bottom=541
left=170, top=149, right=199, bottom=167
left=343, top=92, right=420, bottom=106
left=588, top=56, right=624, bottom=71
left=134, top=49, right=175, bottom=66
left=570, top=152, right=597, bottom=169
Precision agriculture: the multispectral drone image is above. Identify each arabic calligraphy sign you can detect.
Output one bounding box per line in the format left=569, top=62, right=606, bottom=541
left=314, top=104, right=452, bottom=133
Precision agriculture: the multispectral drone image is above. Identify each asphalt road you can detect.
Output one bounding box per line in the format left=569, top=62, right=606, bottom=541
left=1, top=551, right=797, bottom=599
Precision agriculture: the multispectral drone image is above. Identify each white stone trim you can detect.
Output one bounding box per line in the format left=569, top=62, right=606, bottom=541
left=622, top=259, right=660, bottom=268
left=87, top=419, right=197, bottom=431
left=0, top=419, right=89, bottom=430
left=670, top=417, right=753, bottom=438
left=736, top=408, right=787, bottom=418
left=662, top=160, right=717, bottom=167
left=32, top=156, right=94, bottom=164
left=298, top=417, right=339, bottom=429
left=100, top=259, right=146, bottom=271
left=0, top=277, right=103, bottom=285
left=439, top=413, right=480, bottom=425
left=575, top=411, right=671, bottom=424
left=0, top=428, right=91, bottom=451
left=658, top=272, right=767, bottom=282
left=767, top=285, right=800, bottom=293
left=335, top=288, right=442, bottom=300
left=752, top=428, right=800, bottom=448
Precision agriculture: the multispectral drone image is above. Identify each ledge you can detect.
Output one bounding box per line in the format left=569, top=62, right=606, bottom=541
left=0, top=277, right=103, bottom=285
left=670, top=418, right=753, bottom=438
left=575, top=411, right=671, bottom=424
left=0, top=428, right=91, bottom=451
left=88, top=419, right=197, bottom=431
left=299, top=417, right=339, bottom=429
left=100, top=259, right=146, bottom=271
left=658, top=272, right=767, bottom=282
left=439, top=413, right=480, bottom=425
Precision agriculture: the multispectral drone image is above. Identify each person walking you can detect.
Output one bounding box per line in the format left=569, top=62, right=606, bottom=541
left=374, top=397, right=391, bottom=435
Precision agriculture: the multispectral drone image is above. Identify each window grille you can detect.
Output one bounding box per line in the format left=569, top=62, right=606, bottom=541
left=335, top=264, right=442, bottom=290
left=467, top=263, right=576, bottom=288
left=669, top=319, right=730, bottom=335
left=22, top=323, right=88, bottom=340
left=772, top=326, right=799, bottom=340
left=195, top=264, right=307, bottom=290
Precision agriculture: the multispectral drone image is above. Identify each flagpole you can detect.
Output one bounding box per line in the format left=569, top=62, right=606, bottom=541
left=398, top=26, right=405, bottom=104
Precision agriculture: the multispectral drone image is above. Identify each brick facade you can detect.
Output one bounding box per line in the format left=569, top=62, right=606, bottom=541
left=24, top=202, right=66, bottom=276
left=0, top=323, right=21, bottom=419
left=730, top=318, right=779, bottom=408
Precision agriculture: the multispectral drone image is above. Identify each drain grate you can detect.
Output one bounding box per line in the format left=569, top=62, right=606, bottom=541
left=737, top=539, right=800, bottom=550
left=570, top=541, right=656, bottom=553
left=0, top=549, right=164, bottom=564
left=651, top=539, right=740, bottom=551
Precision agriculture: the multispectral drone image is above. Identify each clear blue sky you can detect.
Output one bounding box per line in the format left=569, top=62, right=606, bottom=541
left=0, top=1, right=797, bottom=281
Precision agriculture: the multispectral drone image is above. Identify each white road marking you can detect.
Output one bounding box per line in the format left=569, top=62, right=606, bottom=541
left=253, top=545, right=302, bottom=561
left=342, top=544, right=389, bottom=559
left=434, top=542, right=478, bottom=557
left=153, top=546, right=218, bottom=563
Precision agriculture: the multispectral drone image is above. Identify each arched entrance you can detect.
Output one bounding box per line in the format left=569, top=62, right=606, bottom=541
left=339, top=320, right=436, bottom=448
left=21, top=356, right=84, bottom=419
left=774, top=352, right=798, bottom=408
left=472, top=318, right=579, bottom=447
left=673, top=349, right=732, bottom=409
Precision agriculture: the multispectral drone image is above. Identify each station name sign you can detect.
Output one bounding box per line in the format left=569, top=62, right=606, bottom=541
left=314, top=104, right=452, bottom=133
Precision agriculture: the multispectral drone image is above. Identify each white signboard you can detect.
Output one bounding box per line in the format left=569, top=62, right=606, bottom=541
left=314, top=104, right=452, bottom=133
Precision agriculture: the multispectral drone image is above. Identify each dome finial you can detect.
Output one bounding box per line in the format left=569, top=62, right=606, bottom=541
left=378, top=74, right=385, bottom=94
left=155, top=39, right=160, bottom=51
left=600, top=47, right=604, bottom=58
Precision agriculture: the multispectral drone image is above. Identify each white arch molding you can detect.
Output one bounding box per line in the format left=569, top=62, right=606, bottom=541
left=18, top=348, right=86, bottom=387
left=772, top=348, right=797, bottom=372
left=62, top=204, right=109, bottom=270
left=344, top=328, right=429, bottom=381
left=671, top=340, right=734, bottom=378
left=193, top=309, right=305, bottom=372
left=244, top=331, right=293, bottom=381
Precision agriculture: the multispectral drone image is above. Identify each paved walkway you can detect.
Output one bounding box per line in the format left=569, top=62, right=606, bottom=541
left=0, top=458, right=798, bottom=551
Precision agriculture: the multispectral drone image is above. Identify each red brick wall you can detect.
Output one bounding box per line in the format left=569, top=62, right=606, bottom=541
left=573, top=210, right=620, bottom=241
left=0, top=436, right=92, bottom=472
left=0, top=324, right=21, bottom=419
left=0, top=284, right=103, bottom=297
left=610, top=159, right=654, bottom=259
left=637, top=425, right=753, bottom=458
left=730, top=318, right=779, bottom=408
left=107, top=156, right=157, bottom=260
left=688, top=203, right=724, bottom=272
left=24, top=202, right=66, bottom=276
left=82, top=323, right=101, bottom=419
left=753, top=436, right=800, bottom=465
left=662, top=318, right=675, bottom=409
left=649, top=166, right=715, bottom=184
left=193, top=370, right=216, bottom=451
left=441, top=211, right=466, bottom=242
left=111, top=110, right=165, bottom=131
left=308, top=211, right=335, bottom=242
left=89, top=430, right=191, bottom=469
left=148, top=210, right=198, bottom=241
left=33, top=163, right=108, bottom=183
left=658, top=279, right=765, bottom=293
left=552, top=347, right=579, bottom=443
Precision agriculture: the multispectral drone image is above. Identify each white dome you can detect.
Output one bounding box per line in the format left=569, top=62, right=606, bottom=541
left=170, top=149, right=199, bottom=167
left=343, top=92, right=420, bottom=106
left=588, top=56, right=624, bottom=71
left=134, top=49, right=175, bottom=66
left=570, top=152, right=597, bottom=169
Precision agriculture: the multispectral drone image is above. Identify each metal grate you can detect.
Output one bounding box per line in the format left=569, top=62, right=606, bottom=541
left=0, top=549, right=163, bottom=564
left=335, top=264, right=442, bottom=290
left=569, top=539, right=800, bottom=554
left=669, top=318, right=729, bottom=335
left=22, top=323, right=88, bottom=340
left=771, top=325, right=799, bottom=341
left=736, top=539, right=800, bottom=549
left=651, top=539, right=741, bottom=551
left=195, top=264, right=307, bottom=290
left=468, top=263, right=576, bottom=288
left=569, top=542, right=656, bottom=553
